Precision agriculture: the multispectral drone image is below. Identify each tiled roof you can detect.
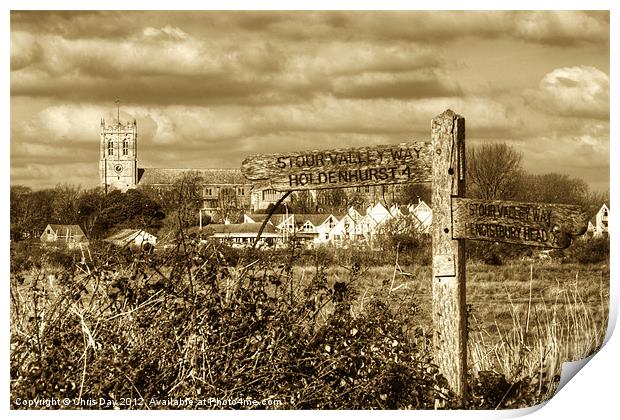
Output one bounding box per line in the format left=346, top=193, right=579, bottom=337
left=137, top=168, right=249, bottom=185
left=105, top=228, right=156, bottom=242
left=294, top=214, right=333, bottom=226
left=205, top=223, right=277, bottom=235
left=48, top=224, right=86, bottom=237
left=244, top=214, right=289, bottom=225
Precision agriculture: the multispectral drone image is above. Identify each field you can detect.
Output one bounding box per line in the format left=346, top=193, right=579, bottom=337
left=9, top=241, right=609, bottom=409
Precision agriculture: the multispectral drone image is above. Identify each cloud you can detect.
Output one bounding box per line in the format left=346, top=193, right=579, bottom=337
left=12, top=104, right=103, bottom=144
left=142, top=25, right=189, bottom=41
left=512, top=11, right=609, bottom=46
left=10, top=32, right=43, bottom=71
left=9, top=11, right=610, bottom=192
left=528, top=66, right=609, bottom=119
left=11, top=162, right=97, bottom=189
left=10, top=11, right=139, bottom=40
left=246, top=11, right=608, bottom=46
left=11, top=33, right=452, bottom=104
left=330, top=71, right=460, bottom=99
left=518, top=132, right=609, bottom=191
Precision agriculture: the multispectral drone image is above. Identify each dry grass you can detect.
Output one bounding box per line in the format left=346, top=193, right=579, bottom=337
left=293, top=260, right=610, bottom=404
left=467, top=263, right=609, bottom=404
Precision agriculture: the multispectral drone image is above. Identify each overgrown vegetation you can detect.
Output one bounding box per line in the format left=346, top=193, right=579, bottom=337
left=10, top=235, right=609, bottom=410
left=10, top=240, right=450, bottom=409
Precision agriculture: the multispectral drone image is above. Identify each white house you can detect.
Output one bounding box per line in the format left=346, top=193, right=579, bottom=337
left=592, top=204, right=609, bottom=238
left=409, top=200, right=433, bottom=233
left=240, top=199, right=435, bottom=247
left=287, top=214, right=339, bottom=243
left=40, top=224, right=88, bottom=247
left=365, top=202, right=392, bottom=225
left=329, top=214, right=362, bottom=243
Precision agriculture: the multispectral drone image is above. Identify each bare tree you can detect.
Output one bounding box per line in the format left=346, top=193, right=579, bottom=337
left=467, top=143, right=524, bottom=200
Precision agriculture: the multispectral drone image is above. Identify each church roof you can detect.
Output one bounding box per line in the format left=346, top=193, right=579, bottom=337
left=137, top=168, right=249, bottom=186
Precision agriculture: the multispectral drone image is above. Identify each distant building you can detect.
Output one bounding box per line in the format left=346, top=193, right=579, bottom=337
left=588, top=204, right=609, bottom=238
left=40, top=224, right=87, bottom=246
left=105, top=229, right=157, bottom=247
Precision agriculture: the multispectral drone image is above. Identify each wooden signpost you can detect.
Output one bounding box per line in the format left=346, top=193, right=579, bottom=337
left=241, top=109, right=588, bottom=405
left=430, top=110, right=467, bottom=404
left=241, top=142, right=433, bottom=191
left=452, top=197, right=588, bottom=249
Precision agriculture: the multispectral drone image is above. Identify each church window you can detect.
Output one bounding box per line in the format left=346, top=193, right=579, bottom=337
left=123, top=139, right=129, bottom=155
left=107, top=140, right=114, bottom=156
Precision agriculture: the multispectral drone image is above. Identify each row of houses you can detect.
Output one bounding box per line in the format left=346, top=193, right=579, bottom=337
left=38, top=202, right=610, bottom=249
left=205, top=200, right=433, bottom=248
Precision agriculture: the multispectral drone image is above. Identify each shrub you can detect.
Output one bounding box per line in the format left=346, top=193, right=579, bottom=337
left=10, top=240, right=450, bottom=409
left=467, top=242, right=532, bottom=265
left=564, top=237, right=609, bottom=264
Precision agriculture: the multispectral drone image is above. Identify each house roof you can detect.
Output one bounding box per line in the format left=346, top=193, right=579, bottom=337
left=105, top=228, right=156, bottom=242
left=137, top=168, right=249, bottom=186
left=205, top=223, right=277, bottom=235
left=244, top=214, right=289, bottom=225
left=47, top=224, right=86, bottom=237
left=294, top=214, right=334, bottom=226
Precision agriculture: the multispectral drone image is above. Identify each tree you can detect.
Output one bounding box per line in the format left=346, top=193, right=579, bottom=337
left=51, top=184, right=81, bottom=225
left=10, top=186, right=33, bottom=240
left=316, top=188, right=348, bottom=213
left=398, top=183, right=431, bottom=205
left=467, top=143, right=524, bottom=200
left=584, top=189, right=609, bottom=219
left=520, top=173, right=589, bottom=206
left=215, top=186, right=243, bottom=223
left=77, top=187, right=106, bottom=237
left=344, top=189, right=366, bottom=210
left=290, top=190, right=316, bottom=214
left=92, top=189, right=164, bottom=238
left=140, top=172, right=204, bottom=228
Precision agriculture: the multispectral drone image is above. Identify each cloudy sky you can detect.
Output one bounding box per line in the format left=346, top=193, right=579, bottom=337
left=10, top=10, right=610, bottom=191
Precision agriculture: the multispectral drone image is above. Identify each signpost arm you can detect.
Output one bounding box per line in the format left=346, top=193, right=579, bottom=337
left=253, top=190, right=291, bottom=249
left=431, top=109, right=467, bottom=404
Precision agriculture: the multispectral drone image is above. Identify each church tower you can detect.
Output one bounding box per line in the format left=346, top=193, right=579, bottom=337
left=99, top=112, right=138, bottom=193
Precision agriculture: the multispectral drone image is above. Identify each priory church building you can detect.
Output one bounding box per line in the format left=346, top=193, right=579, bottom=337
left=99, top=116, right=403, bottom=220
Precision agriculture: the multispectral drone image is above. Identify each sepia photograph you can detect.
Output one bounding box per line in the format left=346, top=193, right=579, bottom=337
left=9, top=8, right=610, bottom=410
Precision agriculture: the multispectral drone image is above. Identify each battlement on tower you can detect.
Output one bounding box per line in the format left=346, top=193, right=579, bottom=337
left=101, top=119, right=137, bottom=133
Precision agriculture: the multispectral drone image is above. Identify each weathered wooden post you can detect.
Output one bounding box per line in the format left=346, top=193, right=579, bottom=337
left=431, top=109, right=467, bottom=403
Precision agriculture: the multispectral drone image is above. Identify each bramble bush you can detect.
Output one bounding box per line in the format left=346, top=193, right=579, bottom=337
left=551, top=236, right=609, bottom=264
left=10, top=236, right=558, bottom=409
left=10, top=238, right=455, bottom=409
